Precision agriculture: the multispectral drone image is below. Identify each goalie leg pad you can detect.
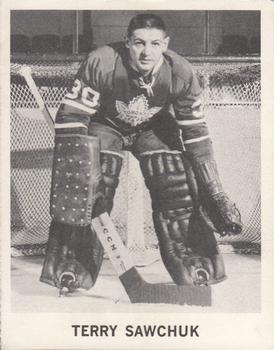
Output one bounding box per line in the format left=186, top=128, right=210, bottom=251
left=140, top=151, right=225, bottom=286
left=140, top=151, right=205, bottom=285
left=41, top=151, right=123, bottom=291
left=50, top=134, right=102, bottom=226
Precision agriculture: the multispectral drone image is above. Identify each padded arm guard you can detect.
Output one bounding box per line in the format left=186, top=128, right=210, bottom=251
left=50, top=134, right=102, bottom=226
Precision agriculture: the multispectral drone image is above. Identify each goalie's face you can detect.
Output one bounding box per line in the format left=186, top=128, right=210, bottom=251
left=126, top=28, right=169, bottom=76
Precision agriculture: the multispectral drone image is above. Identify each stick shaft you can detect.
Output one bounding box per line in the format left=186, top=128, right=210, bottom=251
left=20, top=67, right=55, bottom=135
left=92, top=213, right=134, bottom=276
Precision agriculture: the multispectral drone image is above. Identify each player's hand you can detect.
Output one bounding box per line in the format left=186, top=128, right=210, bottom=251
left=204, top=192, right=243, bottom=236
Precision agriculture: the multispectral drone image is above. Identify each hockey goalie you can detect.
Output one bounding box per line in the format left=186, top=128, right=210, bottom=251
left=40, top=13, right=242, bottom=294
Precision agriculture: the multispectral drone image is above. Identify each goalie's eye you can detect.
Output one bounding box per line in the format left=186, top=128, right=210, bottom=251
left=134, top=41, right=144, bottom=47
left=152, top=41, right=161, bottom=47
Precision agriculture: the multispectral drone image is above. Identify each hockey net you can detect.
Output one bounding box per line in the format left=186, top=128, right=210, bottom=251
left=10, top=55, right=261, bottom=263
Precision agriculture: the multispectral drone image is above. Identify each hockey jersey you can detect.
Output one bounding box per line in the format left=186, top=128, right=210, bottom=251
left=55, top=42, right=211, bottom=157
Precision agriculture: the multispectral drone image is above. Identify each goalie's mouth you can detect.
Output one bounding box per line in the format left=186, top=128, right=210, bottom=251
left=140, top=58, right=152, bottom=62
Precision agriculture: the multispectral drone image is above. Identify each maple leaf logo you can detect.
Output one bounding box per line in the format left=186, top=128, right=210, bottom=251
left=115, top=94, right=161, bottom=127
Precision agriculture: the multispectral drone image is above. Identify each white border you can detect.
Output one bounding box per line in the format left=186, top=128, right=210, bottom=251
left=1, top=1, right=274, bottom=349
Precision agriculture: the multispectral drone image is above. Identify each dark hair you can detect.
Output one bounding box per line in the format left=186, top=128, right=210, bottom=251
left=127, top=13, right=167, bottom=38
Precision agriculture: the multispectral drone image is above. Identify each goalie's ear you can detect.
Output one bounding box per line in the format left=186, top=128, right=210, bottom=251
left=125, top=36, right=130, bottom=49
left=162, top=35, right=170, bottom=51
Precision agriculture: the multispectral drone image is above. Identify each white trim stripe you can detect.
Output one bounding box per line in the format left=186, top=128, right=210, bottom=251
left=177, top=118, right=206, bottom=126
left=184, top=135, right=210, bottom=144
left=100, top=150, right=124, bottom=159
left=55, top=122, right=87, bottom=129
left=192, top=110, right=204, bottom=119
left=140, top=150, right=181, bottom=157
left=62, top=98, right=97, bottom=115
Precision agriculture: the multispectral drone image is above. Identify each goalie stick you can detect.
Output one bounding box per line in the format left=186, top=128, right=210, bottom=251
left=19, top=66, right=211, bottom=306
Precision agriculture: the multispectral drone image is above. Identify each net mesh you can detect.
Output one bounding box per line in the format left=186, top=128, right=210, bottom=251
left=10, top=55, right=261, bottom=261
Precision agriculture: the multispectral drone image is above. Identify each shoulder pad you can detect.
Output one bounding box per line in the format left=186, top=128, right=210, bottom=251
left=164, top=49, right=193, bottom=82
left=86, top=45, right=118, bottom=74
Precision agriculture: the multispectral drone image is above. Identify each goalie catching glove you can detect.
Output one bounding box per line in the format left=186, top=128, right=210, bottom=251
left=192, top=159, right=243, bottom=236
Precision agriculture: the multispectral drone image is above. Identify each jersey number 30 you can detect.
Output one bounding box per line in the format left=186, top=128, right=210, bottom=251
left=66, top=79, right=100, bottom=108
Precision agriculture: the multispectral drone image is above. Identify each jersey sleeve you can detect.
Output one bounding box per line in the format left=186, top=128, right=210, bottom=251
left=173, top=63, right=214, bottom=162
left=54, top=51, right=102, bottom=135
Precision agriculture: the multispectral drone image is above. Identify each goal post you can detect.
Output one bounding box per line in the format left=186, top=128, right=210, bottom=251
left=10, top=54, right=261, bottom=259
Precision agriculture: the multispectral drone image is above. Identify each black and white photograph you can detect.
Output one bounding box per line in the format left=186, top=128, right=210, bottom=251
left=1, top=1, right=274, bottom=349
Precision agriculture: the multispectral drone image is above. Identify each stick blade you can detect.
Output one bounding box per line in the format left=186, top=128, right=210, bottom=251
left=120, top=267, right=211, bottom=307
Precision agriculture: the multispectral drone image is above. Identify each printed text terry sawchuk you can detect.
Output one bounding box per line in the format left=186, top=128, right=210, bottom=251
left=71, top=324, right=200, bottom=338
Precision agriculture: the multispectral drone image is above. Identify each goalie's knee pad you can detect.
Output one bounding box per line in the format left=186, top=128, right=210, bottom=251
left=100, top=151, right=123, bottom=213
left=140, top=151, right=193, bottom=212
left=50, top=134, right=102, bottom=226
